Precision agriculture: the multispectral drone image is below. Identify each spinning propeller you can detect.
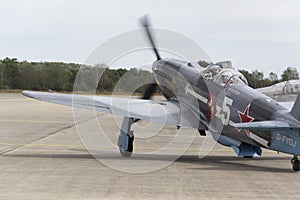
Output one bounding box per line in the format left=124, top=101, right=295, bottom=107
left=139, top=15, right=160, bottom=99
left=139, top=15, right=161, bottom=61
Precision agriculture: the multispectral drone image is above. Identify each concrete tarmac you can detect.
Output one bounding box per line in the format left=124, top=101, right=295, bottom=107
left=0, top=93, right=299, bottom=200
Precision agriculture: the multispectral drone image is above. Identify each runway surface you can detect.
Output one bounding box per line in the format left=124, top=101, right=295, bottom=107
left=0, top=93, right=299, bottom=200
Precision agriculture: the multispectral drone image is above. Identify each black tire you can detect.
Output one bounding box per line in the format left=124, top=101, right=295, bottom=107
left=127, top=136, right=133, bottom=152
left=119, top=136, right=134, bottom=157
left=119, top=149, right=132, bottom=157
left=292, top=159, right=300, bottom=171
left=243, top=156, right=253, bottom=158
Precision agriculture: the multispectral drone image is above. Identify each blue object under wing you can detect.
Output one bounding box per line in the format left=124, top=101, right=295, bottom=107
left=231, top=143, right=262, bottom=157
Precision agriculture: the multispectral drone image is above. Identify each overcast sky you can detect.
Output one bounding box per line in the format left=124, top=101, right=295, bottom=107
left=1, top=0, right=300, bottom=76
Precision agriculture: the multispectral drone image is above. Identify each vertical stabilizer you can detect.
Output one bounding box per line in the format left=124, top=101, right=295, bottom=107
left=290, top=93, right=300, bottom=120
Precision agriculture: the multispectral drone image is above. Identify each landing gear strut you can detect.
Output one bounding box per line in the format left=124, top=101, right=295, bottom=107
left=291, top=155, right=300, bottom=171
left=117, top=117, right=135, bottom=157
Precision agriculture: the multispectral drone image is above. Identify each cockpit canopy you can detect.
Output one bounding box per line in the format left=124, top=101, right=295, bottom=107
left=201, top=64, right=248, bottom=86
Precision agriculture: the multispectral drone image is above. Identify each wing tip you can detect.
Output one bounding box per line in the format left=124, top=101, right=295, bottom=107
left=22, top=90, right=31, bottom=97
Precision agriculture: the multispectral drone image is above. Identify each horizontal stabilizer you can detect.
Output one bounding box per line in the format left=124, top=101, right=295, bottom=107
left=234, top=120, right=300, bottom=131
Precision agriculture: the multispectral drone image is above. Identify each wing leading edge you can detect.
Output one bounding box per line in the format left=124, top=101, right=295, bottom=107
left=22, top=90, right=181, bottom=126
left=234, top=120, right=300, bottom=131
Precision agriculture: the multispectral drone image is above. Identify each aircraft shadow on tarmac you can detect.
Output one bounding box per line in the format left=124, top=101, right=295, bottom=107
left=3, top=152, right=292, bottom=173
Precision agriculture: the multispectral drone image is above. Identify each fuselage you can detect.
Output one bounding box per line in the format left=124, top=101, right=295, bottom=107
left=152, top=58, right=300, bottom=156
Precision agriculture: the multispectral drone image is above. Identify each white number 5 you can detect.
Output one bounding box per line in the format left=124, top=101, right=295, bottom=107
left=221, top=96, right=233, bottom=125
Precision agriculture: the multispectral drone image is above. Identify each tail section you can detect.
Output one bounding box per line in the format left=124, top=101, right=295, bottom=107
left=290, top=92, right=300, bottom=121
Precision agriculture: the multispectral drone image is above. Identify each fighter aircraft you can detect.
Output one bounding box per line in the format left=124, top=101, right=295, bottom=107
left=22, top=16, right=300, bottom=171
left=258, top=79, right=300, bottom=102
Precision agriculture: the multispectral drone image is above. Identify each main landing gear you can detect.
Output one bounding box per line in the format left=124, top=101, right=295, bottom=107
left=117, top=117, right=135, bottom=157
left=291, top=155, right=300, bottom=171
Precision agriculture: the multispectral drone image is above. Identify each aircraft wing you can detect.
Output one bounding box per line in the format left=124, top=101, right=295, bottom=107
left=234, top=120, right=300, bottom=131
left=22, top=91, right=181, bottom=126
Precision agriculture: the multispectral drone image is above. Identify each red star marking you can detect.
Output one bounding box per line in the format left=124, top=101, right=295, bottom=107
left=238, top=103, right=254, bottom=123
left=206, top=94, right=217, bottom=120
left=238, top=103, right=255, bottom=138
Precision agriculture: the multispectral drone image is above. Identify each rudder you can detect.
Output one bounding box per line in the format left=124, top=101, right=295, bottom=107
left=290, top=92, right=300, bottom=121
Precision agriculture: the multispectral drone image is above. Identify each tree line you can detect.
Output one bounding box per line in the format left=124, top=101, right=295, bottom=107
left=239, top=67, right=299, bottom=89
left=0, top=57, right=299, bottom=92
left=0, top=57, right=153, bottom=93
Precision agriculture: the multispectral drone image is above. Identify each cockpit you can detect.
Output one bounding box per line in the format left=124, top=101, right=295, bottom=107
left=201, top=64, right=248, bottom=86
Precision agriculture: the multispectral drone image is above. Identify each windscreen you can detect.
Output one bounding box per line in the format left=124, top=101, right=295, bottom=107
left=202, top=65, right=248, bottom=86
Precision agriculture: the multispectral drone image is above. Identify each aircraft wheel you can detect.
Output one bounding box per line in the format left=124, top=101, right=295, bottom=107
left=243, top=156, right=253, bottom=158
left=119, top=135, right=134, bottom=157
left=119, top=148, right=132, bottom=157
left=291, top=158, right=300, bottom=172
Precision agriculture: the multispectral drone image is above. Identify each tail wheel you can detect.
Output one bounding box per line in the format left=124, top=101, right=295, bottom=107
left=292, top=158, right=300, bottom=171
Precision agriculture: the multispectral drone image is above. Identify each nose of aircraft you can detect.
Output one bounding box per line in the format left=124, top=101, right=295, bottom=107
left=152, top=58, right=183, bottom=73
left=151, top=60, right=161, bottom=72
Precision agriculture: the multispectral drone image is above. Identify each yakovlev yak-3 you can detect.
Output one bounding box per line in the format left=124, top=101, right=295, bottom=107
left=23, top=16, right=300, bottom=171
